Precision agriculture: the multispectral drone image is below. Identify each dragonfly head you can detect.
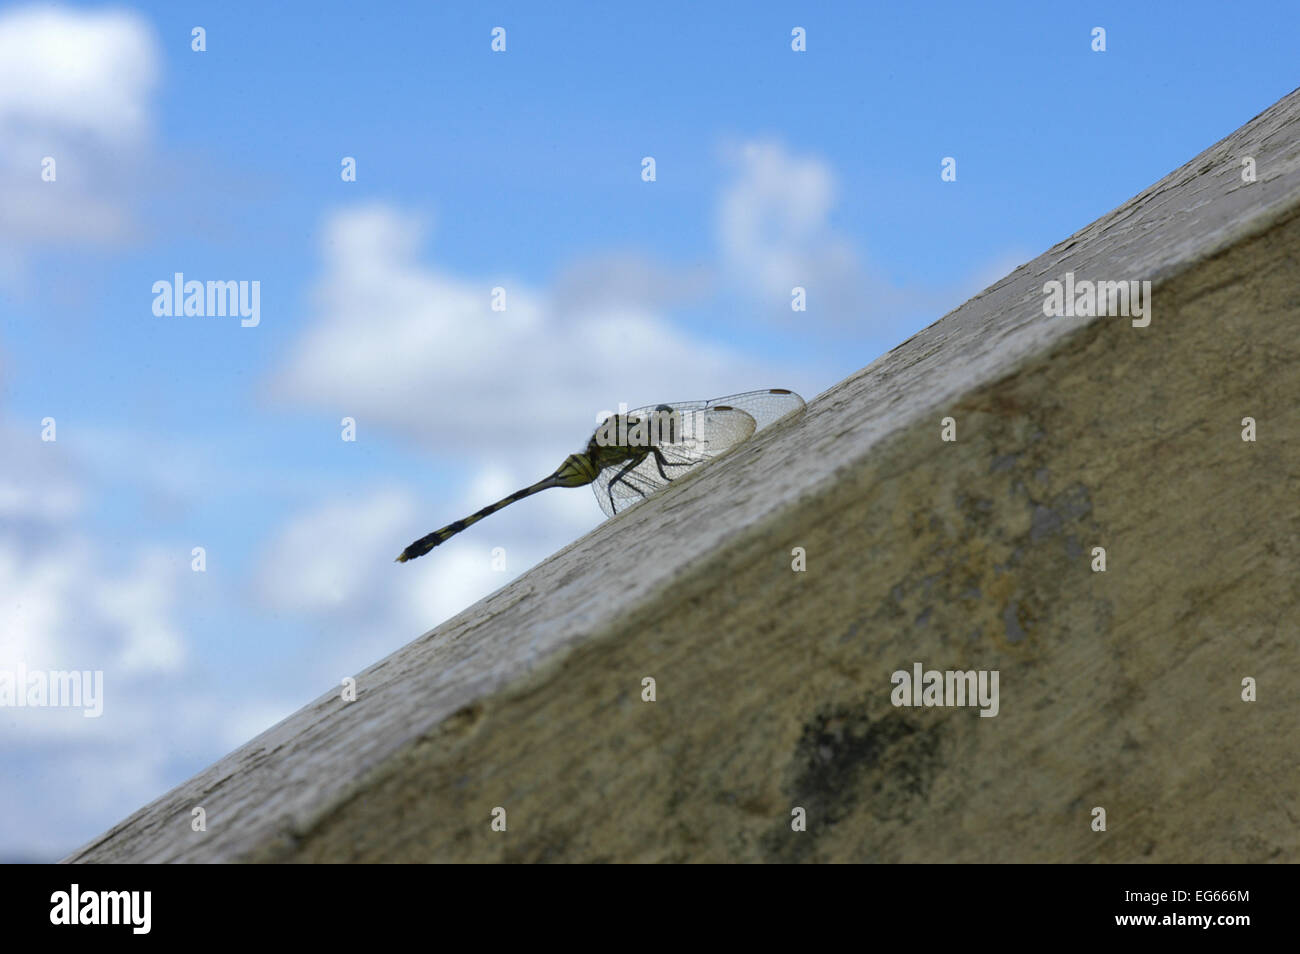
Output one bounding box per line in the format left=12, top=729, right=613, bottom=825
left=552, top=453, right=600, bottom=487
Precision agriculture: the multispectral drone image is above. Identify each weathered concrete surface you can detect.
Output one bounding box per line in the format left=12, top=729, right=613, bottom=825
left=68, top=89, right=1300, bottom=863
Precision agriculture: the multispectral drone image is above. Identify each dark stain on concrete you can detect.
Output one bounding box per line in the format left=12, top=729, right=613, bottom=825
left=764, top=701, right=945, bottom=861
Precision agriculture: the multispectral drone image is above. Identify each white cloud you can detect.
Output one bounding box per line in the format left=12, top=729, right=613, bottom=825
left=0, top=431, right=189, bottom=676
left=270, top=203, right=777, bottom=453
left=0, top=438, right=84, bottom=522
left=719, top=141, right=839, bottom=264
left=550, top=252, right=714, bottom=314
left=0, top=535, right=186, bottom=680
left=254, top=488, right=418, bottom=613
left=0, top=5, right=160, bottom=257
left=0, top=6, right=157, bottom=144
left=87, top=548, right=187, bottom=673
left=0, top=427, right=185, bottom=676
left=0, top=417, right=204, bottom=860
left=717, top=140, right=881, bottom=323
left=716, top=140, right=1033, bottom=333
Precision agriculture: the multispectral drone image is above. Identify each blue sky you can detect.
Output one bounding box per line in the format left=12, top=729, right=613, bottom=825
left=0, top=0, right=1296, bottom=859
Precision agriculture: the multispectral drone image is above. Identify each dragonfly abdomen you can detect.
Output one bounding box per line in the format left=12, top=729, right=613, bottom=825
left=396, top=454, right=601, bottom=562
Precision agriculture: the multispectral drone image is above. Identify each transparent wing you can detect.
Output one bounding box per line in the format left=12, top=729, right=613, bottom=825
left=592, top=388, right=805, bottom=517
left=692, top=388, right=806, bottom=432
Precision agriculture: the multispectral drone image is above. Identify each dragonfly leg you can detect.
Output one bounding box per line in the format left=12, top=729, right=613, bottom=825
left=651, top=448, right=694, bottom=482
left=606, top=456, right=645, bottom=512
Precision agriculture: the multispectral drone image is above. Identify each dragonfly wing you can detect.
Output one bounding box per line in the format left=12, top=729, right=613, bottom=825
left=620, top=389, right=804, bottom=437
left=593, top=463, right=657, bottom=517
left=702, top=388, right=806, bottom=430
left=676, top=404, right=759, bottom=458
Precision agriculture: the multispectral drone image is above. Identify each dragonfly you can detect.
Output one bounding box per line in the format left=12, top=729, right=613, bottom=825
left=396, top=388, right=805, bottom=563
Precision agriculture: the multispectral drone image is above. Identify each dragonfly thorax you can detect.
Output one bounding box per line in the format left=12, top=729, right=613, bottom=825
left=584, top=439, right=646, bottom=472
left=590, top=407, right=683, bottom=453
